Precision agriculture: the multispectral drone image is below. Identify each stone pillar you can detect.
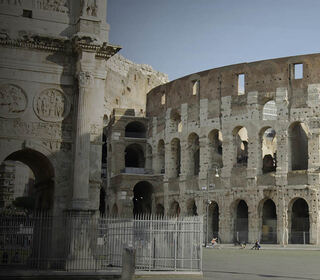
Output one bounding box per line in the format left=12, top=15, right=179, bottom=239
left=71, top=71, right=94, bottom=209
left=309, top=190, right=319, bottom=245
left=277, top=191, right=288, bottom=246
left=247, top=135, right=258, bottom=188
left=275, top=130, right=288, bottom=186
left=221, top=134, right=233, bottom=179
left=248, top=204, right=259, bottom=243
left=307, top=131, right=320, bottom=185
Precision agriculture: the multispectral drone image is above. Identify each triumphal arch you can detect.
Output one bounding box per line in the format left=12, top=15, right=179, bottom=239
left=0, top=0, right=120, bottom=215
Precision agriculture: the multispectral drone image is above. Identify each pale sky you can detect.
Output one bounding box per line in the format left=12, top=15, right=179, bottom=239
left=107, top=0, right=320, bottom=81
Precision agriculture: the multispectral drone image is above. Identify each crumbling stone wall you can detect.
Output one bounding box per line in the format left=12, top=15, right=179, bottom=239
left=109, top=54, right=320, bottom=245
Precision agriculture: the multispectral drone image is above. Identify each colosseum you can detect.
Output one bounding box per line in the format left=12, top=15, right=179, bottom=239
left=107, top=54, right=320, bottom=246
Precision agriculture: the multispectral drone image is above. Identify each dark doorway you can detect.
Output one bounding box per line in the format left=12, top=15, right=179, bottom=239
left=125, top=144, right=145, bottom=168
left=235, top=200, right=248, bottom=243
left=133, top=181, right=153, bottom=216
left=125, top=121, right=146, bottom=138
left=291, top=198, right=310, bottom=244
left=261, top=199, right=277, bottom=243
left=209, top=202, right=219, bottom=240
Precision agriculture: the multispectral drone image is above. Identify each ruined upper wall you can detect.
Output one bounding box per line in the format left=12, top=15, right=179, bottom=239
left=146, top=53, right=320, bottom=118
left=104, top=54, right=168, bottom=118
left=0, top=0, right=109, bottom=41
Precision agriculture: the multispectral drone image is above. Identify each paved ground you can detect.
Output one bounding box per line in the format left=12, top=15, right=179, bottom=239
left=203, top=246, right=320, bottom=280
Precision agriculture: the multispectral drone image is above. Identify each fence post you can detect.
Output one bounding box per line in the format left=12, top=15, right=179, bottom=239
left=303, top=231, right=306, bottom=244
left=121, top=247, right=136, bottom=280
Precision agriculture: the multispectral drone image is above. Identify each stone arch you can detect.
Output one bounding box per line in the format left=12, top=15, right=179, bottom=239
left=133, top=181, right=153, bottom=216
left=125, top=143, right=145, bottom=168
left=288, top=122, right=308, bottom=171
left=208, top=201, right=219, bottom=241
left=258, top=198, right=277, bottom=243
left=156, top=203, right=164, bottom=216
left=157, top=139, right=165, bottom=174
left=186, top=198, right=198, bottom=216
left=125, top=121, right=146, bottom=138
left=232, top=199, right=248, bottom=243
left=208, top=129, right=223, bottom=169
left=259, top=127, right=277, bottom=174
left=288, top=197, right=310, bottom=244
left=170, top=109, right=182, bottom=133
left=1, top=148, right=55, bottom=211
left=169, top=200, right=180, bottom=217
left=232, top=126, right=248, bottom=167
left=170, top=138, right=181, bottom=178
left=111, top=203, right=118, bottom=216
left=187, top=133, right=200, bottom=176
left=262, top=100, right=277, bottom=120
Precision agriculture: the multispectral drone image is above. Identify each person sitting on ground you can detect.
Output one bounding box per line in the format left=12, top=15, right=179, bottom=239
left=251, top=240, right=261, bottom=250
left=211, top=237, right=217, bottom=247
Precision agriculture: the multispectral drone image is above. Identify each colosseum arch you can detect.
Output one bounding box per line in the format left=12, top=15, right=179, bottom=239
left=1, top=148, right=54, bottom=211
left=232, top=126, right=248, bottom=167
left=157, top=139, right=165, bottom=174
left=208, top=201, right=219, bottom=241
left=262, top=100, right=277, bottom=120
left=232, top=199, right=249, bottom=243
left=187, top=133, right=200, bottom=176
left=288, top=122, right=308, bottom=171
left=186, top=198, right=198, bottom=216
left=169, top=200, right=180, bottom=217
left=288, top=197, right=310, bottom=244
left=258, top=198, right=277, bottom=243
left=133, top=181, right=153, bottom=216
left=170, top=109, right=182, bottom=133
left=208, top=129, right=223, bottom=169
left=125, top=121, right=146, bottom=138
left=170, top=138, right=181, bottom=178
left=156, top=203, right=164, bottom=216
left=125, top=143, right=145, bottom=168
left=259, top=127, right=277, bottom=174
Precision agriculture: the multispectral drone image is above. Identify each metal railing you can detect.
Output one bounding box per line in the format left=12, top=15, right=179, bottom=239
left=0, top=213, right=203, bottom=272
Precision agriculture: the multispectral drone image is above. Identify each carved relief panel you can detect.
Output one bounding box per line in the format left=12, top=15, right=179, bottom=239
left=33, top=88, right=70, bottom=122
left=0, top=84, right=27, bottom=118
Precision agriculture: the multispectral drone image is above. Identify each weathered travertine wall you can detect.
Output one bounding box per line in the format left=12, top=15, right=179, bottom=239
left=109, top=54, right=320, bottom=245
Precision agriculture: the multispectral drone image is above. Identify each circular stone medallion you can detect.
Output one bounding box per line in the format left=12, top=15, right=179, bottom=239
left=34, top=88, right=70, bottom=122
left=0, top=84, right=27, bottom=118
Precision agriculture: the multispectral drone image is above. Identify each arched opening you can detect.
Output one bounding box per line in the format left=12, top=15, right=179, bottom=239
left=111, top=203, right=118, bottom=216
left=125, top=144, right=145, bottom=168
left=99, top=187, right=106, bottom=216
left=208, top=129, right=223, bottom=169
left=187, top=133, right=200, bottom=176
left=234, top=200, right=248, bottom=243
left=133, top=181, right=153, bottom=216
left=156, top=203, right=164, bottom=216
left=171, top=138, right=181, bottom=178
left=233, top=127, right=248, bottom=167
left=169, top=200, right=180, bottom=217
left=157, top=140, right=165, bottom=174
left=290, top=198, right=310, bottom=244
left=261, top=128, right=277, bottom=174
left=186, top=198, right=197, bottom=216
left=0, top=149, right=54, bottom=211
left=261, top=199, right=277, bottom=243
left=170, top=109, right=182, bottom=133
left=208, top=202, right=219, bottom=240
left=262, top=100, right=277, bottom=120
left=125, top=121, right=146, bottom=138
left=289, top=122, right=308, bottom=171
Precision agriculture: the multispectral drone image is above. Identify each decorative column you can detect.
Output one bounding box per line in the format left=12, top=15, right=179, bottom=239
left=277, top=190, right=288, bottom=246
left=71, top=71, right=94, bottom=210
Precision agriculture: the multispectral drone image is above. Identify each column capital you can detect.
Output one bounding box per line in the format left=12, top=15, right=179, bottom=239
left=78, top=71, right=94, bottom=88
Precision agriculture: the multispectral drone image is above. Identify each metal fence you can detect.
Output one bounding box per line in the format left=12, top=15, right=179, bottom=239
left=0, top=213, right=203, bottom=272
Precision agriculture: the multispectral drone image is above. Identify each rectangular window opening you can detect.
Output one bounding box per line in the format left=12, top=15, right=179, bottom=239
left=23, top=10, right=32, bottom=18
left=161, top=94, right=166, bottom=105
left=238, top=73, right=245, bottom=95
left=192, top=80, right=200, bottom=96
left=294, top=63, right=303, bottom=79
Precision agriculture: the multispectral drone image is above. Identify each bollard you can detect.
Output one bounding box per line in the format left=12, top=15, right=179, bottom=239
left=121, top=247, right=136, bottom=280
